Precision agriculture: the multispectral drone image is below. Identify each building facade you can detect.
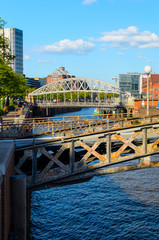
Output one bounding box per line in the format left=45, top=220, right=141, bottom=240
left=46, top=67, right=75, bottom=84
left=0, top=28, right=23, bottom=75
left=142, top=74, right=159, bottom=100
left=119, top=73, right=141, bottom=96
left=26, top=77, right=46, bottom=88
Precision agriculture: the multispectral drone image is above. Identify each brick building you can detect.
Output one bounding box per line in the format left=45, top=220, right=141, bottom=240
left=142, top=74, right=159, bottom=100
left=46, top=67, right=75, bottom=84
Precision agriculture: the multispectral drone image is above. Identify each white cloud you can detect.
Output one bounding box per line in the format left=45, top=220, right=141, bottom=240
left=38, top=39, right=95, bottom=55
left=100, top=48, right=107, bottom=52
left=99, top=26, right=159, bottom=49
left=139, top=42, right=159, bottom=49
left=137, top=55, right=145, bottom=59
left=117, top=52, right=124, bottom=55
left=82, top=0, right=97, bottom=5
left=37, top=59, right=50, bottom=63
left=24, top=55, right=30, bottom=60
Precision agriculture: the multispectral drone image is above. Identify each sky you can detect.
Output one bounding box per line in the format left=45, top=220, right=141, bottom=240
left=1, top=0, right=159, bottom=84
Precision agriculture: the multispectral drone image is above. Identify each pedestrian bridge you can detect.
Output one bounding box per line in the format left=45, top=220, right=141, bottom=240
left=12, top=114, right=159, bottom=191
left=28, top=77, right=130, bottom=107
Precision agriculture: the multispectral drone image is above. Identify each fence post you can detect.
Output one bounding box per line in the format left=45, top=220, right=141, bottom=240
left=142, top=127, right=147, bottom=154
left=52, top=121, right=54, bottom=138
left=107, top=114, right=109, bottom=129
left=106, top=133, right=111, bottom=163
left=32, top=147, right=38, bottom=184
left=70, top=140, right=75, bottom=173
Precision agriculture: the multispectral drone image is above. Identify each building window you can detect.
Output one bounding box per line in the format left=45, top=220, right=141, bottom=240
left=156, top=94, right=158, bottom=97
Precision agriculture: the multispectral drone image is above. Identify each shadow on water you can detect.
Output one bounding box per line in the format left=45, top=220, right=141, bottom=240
left=30, top=165, right=159, bottom=240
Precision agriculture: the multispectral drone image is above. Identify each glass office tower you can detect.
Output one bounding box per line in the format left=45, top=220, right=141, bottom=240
left=0, top=28, right=23, bottom=75
left=119, top=73, right=141, bottom=96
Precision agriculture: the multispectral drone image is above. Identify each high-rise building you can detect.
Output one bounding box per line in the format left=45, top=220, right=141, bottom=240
left=119, top=73, right=141, bottom=96
left=0, top=28, right=23, bottom=75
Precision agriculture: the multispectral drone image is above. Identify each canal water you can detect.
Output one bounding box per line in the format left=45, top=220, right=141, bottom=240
left=30, top=108, right=159, bottom=240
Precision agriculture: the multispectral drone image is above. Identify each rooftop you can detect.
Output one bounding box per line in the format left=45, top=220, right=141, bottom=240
left=48, top=67, right=73, bottom=76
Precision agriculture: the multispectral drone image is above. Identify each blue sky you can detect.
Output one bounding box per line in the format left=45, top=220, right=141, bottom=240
left=1, top=0, right=159, bottom=84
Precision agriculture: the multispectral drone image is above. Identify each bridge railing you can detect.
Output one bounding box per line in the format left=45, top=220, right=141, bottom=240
left=34, top=99, right=121, bottom=107
left=15, top=118, right=159, bottom=191
left=1, top=113, right=159, bottom=139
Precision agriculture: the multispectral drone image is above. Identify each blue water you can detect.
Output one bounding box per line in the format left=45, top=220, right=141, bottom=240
left=30, top=109, right=159, bottom=240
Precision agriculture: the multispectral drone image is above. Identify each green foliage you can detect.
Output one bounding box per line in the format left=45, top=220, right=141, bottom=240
left=26, top=87, right=37, bottom=93
left=0, top=18, right=14, bottom=63
left=0, top=18, right=27, bottom=100
left=0, top=59, right=27, bottom=99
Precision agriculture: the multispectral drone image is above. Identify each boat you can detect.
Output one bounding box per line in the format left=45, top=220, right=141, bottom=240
left=94, top=108, right=102, bottom=115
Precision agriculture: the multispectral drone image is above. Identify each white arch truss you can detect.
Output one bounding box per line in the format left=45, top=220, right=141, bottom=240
left=28, top=77, right=123, bottom=96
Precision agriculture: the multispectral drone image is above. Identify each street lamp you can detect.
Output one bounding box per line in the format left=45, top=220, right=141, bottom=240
left=144, top=65, right=152, bottom=115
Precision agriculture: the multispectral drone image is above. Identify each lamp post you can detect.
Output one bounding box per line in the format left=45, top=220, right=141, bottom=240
left=144, top=65, right=152, bottom=115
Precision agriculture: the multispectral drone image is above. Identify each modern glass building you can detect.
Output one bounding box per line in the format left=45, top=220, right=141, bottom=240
left=119, top=73, right=141, bottom=96
left=0, top=28, right=23, bottom=75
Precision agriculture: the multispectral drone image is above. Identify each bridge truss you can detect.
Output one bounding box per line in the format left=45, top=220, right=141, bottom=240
left=28, top=77, right=129, bottom=104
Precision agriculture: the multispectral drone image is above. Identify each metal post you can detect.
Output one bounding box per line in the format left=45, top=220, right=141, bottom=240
left=69, top=140, right=75, bottom=173
left=57, top=92, right=59, bottom=103
left=106, top=134, right=111, bottom=162
left=107, top=114, right=109, bottom=129
left=147, top=74, right=149, bottom=115
left=32, top=147, right=38, bottom=184
left=33, top=119, right=35, bottom=135
left=142, top=128, right=147, bottom=154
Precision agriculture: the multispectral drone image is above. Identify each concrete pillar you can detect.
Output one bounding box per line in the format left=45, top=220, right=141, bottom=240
left=11, top=175, right=26, bottom=240
left=46, top=107, right=49, bottom=116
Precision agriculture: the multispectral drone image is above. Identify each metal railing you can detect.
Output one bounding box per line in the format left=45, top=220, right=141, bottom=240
left=15, top=119, right=159, bottom=191
left=1, top=113, right=159, bottom=139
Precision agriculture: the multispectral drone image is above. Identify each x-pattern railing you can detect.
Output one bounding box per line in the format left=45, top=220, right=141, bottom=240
left=15, top=120, right=159, bottom=191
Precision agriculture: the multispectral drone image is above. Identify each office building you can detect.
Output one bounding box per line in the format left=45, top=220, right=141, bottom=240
left=0, top=28, right=23, bottom=75
left=142, top=74, right=159, bottom=100
left=46, top=67, right=75, bottom=84
left=119, top=73, right=141, bottom=96
left=26, top=78, right=41, bottom=88
left=26, top=77, right=46, bottom=88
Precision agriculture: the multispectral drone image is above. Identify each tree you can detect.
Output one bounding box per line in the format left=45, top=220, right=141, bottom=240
left=0, top=17, right=27, bottom=100
left=0, top=59, right=27, bottom=99
left=0, top=18, right=15, bottom=63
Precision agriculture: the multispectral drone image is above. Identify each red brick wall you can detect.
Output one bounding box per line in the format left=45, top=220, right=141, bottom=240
left=134, top=99, right=158, bottom=110
left=142, top=74, right=159, bottom=99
